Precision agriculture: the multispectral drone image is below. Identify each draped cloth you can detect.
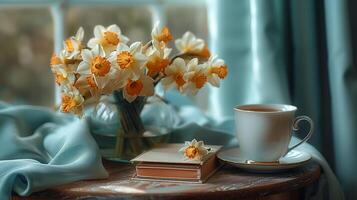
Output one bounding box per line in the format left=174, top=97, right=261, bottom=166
left=207, top=0, right=356, bottom=198
left=0, top=102, right=108, bottom=200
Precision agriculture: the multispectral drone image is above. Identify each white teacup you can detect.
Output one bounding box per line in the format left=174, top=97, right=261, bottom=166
left=234, top=104, right=313, bottom=162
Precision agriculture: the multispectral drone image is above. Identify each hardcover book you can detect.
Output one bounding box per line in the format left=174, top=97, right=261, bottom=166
left=131, top=143, right=222, bottom=183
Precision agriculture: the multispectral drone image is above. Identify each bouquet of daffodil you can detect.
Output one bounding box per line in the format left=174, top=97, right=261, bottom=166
left=50, top=22, right=228, bottom=159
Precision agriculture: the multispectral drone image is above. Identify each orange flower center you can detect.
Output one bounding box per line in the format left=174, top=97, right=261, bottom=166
left=185, top=146, right=199, bottom=159
left=86, top=76, right=98, bottom=89
left=61, top=95, right=77, bottom=113
left=196, top=46, right=211, bottom=58
left=174, top=73, right=186, bottom=88
left=103, top=31, right=120, bottom=46
left=90, top=56, right=111, bottom=76
left=117, top=51, right=134, bottom=69
left=125, top=80, right=143, bottom=96
left=210, top=65, right=228, bottom=79
left=146, top=57, right=170, bottom=77
left=55, top=73, right=65, bottom=85
left=65, top=38, right=74, bottom=52
left=156, top=27, right=173, bottom=44
left=191, top=73, right=207, bottom=88
left=50, top=54, right=62, bottom=66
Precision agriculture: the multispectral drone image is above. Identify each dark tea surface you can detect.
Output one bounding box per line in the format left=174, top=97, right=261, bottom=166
left=240, top=107, right=281, bottom=112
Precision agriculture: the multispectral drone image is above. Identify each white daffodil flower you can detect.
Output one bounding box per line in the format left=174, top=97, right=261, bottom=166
left=151, top=21, right=173, bottom=45
left=50, top=51, right=76, bottom=86
left=122, top=74, right=154, bottom=103
left=88, top=24, right=129, bottom=55
left=63, top=27, right=84, bottom=59
left=60, top=85, right=84, bottom=115
left=108, top=42, right=147, bottom=80
left=179, top=139, right=209, bottom=161
left=77, top=45, right=111, bottom=76
left=161, top=57, right=187, bottom=92
left=206, top=55, right=228, bottom=87
left=175, top=31, right=210, bottom=58
left=182, top=58, right=208, bottom=95
left=76, top=45, right=116, bottom=96
left=145, top=40, right=172, bottom=77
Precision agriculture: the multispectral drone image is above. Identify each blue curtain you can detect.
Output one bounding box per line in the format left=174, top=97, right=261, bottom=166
left=207, top=0, right=357, bottom=198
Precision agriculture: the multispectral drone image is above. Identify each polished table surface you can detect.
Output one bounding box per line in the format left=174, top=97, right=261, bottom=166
left=13, top=159, right=321, bottom=200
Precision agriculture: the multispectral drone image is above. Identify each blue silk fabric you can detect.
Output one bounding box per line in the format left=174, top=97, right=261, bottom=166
left=0, top=102, right=108, bottom=200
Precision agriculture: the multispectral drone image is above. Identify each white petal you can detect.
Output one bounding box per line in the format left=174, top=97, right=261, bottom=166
left=164, top=65, right=175, bottom=75
left=130, top=42, right=142, bottom=53
left=87, top=38, right=98, bottom=49
left=192, top=139, right=197, bottom=146
left=76, top=27, right=84, bottom=41
left=94, top=25, right=105, bottom=38
left=81, top=49, right=92, bottom=62
left=151, top=21, right=160, bottom=37
left=140, top=76, right=154, bottom=96
left=183, top=83, right=198, bottom=95
left=187, top=58, right=198, bottom=70
left=117, top=43, right=129, bottom=52
left=77, top=61, right=90, bottom=74
left=97, top=45, right=105, bottom=57
left=183, top=31, right=194, bottom=44
left=107, top=24, right=121, bottom=34
left=179, top=146, right=187, bottom=152
left=164, top=48, right=172, bottom=58
left=108, top=51, right=118, bottom=63
left=173, top=57, right=186, bottom=70
left=92, top=45, right=101, bottom=56
left=191, top=39, right=205, bottom=52
left=161, top=77, right=175, bottom=90
left=134, top=53, right=147, bottom=62
left=175, top=39, right=185, bottom=52
left=208, top=75, right=220, bottom=87
left=120, top=35, right=130, bottom=44
left=214, top=58, right=225, bottom=67
left=196, top=141, right=204, bottom=147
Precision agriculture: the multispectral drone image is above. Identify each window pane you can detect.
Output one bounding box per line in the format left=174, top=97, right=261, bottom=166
left=66, top=6, right=152, bottom=43
left=0, top=8, right=54, bottom=106
left=167, top=4, right=209, bottom=110
left=167, top=4, right=208, bottom=46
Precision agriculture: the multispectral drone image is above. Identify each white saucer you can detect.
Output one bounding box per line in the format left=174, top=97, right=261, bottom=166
left=217, top=147, right=312, bottom=173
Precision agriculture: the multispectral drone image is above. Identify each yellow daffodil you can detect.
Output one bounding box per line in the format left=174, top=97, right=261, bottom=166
left=175, top=32, right=210, bottom=58
left=60, top=85, right=84, bottom=115
left=88, top=24, right=129, bottom=55
left=108, top=42, right=147, bottom=80
left=182, top=58, right=208, bottom=95
left=63, top=27, right=84, bottom=60
left=122, top=74, right=154, bottom=103
left=206, top=55, right=228, bottom=87
left=179, top=139, right=208, bottom=161
left=151, top=22, right=173, bottom=45
left=145, top=40, right=172, bottom=77
left=161, top=57, right=187, bottom=92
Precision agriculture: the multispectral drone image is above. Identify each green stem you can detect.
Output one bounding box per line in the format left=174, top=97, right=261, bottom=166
left=113, top=91, right=146, bottom=158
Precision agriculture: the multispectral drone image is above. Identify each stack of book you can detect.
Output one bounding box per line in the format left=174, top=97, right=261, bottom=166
left=131, top=143, right=222, bottom=183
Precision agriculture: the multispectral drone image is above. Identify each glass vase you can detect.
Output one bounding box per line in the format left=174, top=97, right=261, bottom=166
left=90, top=92, right=178, bottom=162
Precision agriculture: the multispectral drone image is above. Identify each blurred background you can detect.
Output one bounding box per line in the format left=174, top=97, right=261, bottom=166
left=1, top=0, right=357, bottom=199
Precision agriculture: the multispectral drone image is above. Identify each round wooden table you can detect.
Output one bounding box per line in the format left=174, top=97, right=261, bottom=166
left=14, top=159, right=321, bottom=200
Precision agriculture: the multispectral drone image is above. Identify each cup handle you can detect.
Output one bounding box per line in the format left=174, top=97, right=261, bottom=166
left=287, top=115, right=314, bottom=152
